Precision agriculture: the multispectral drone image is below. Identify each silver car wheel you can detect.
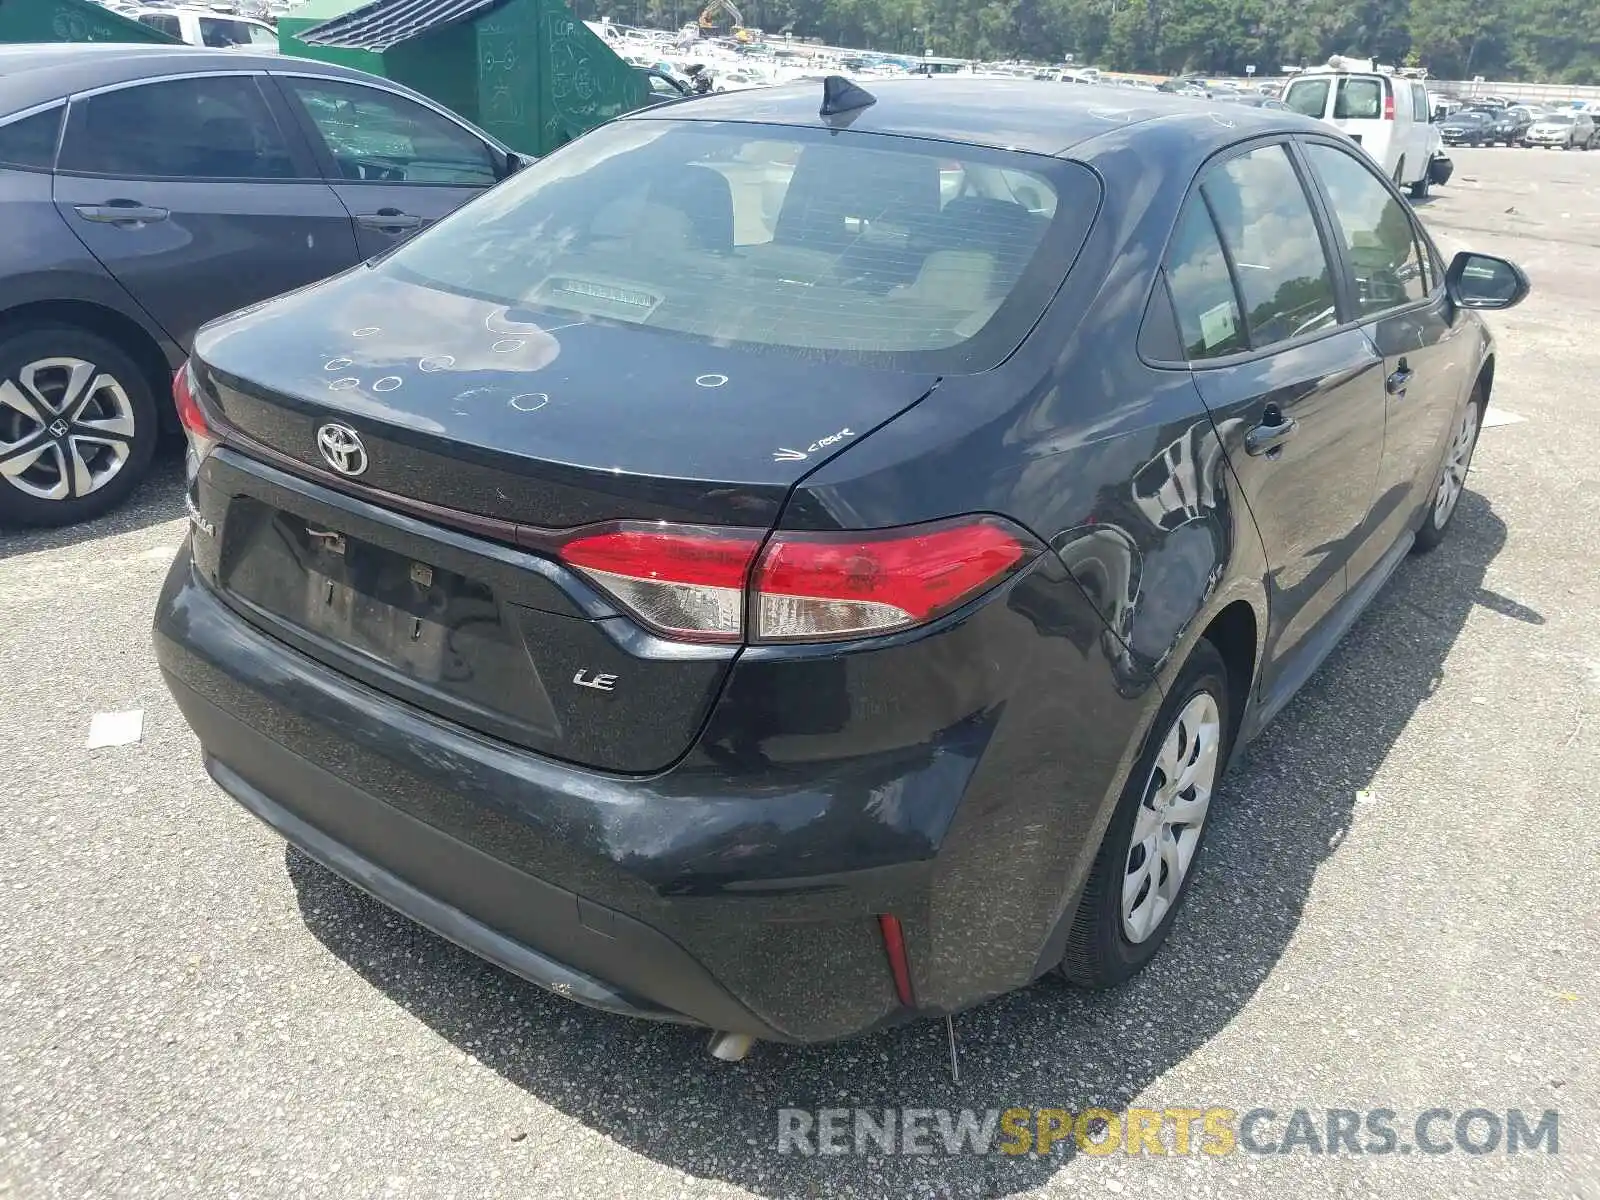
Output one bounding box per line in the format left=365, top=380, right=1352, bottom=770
left=1433, top=402, right=1479, bottom=528
left=0, top=357, right=136, bottom=501
left=1121, top=691, right=1221, bottom=944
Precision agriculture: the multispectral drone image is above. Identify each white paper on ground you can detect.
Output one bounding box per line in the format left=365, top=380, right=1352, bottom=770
left=86, top=710, right=144, bottom=749
left=1481, top=406, right=1526, bottom=428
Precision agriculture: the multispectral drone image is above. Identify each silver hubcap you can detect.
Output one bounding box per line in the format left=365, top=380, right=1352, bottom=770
left=0, top=358, right=136, bottom=501
left=1433, top=403, right=1479, bottom=528
left=1122, top=692, right=1221, bottom=944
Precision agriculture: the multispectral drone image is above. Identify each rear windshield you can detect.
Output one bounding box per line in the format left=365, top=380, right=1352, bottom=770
left=1333, top=77, right=1386, bottom=120
left=378, top=119, right=1101, bottom=371
left=1540, top=113, right=1574, bottom=124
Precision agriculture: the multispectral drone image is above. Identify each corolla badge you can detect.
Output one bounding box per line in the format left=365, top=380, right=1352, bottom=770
left=316, top=423, right=368, bottom=477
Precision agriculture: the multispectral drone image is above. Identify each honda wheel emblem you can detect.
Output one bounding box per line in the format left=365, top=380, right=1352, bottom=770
left=316, top=423, right=368, bottom=476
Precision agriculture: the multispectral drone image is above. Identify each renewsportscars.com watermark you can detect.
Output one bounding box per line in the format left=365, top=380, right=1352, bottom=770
left=776, top=1107, right=1560, bottom=1157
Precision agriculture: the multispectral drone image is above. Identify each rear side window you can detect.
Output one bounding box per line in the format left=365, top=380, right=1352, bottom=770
left=1165, top=197, right=1243, bottom=360
left=60, top=77, right=296, bottom=179
left=137, top=12, right=182, bottom=37
left=0, top=107, right=63, bottom=171
left=1201, top=145, right=1339, bottom=348
left=1285, top=78, right=1329, bottom=118
left=1334, top=77, right=1385, bottom=120
left=379, top=119, right=1100, bottom=371
left=200, top=17, right=254, bottom=47
left=1302, top=142, right=1428, bottom=315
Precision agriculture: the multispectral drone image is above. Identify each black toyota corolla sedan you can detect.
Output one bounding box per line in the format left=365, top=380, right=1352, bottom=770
left=155, top=78, right=1528, bottom=1054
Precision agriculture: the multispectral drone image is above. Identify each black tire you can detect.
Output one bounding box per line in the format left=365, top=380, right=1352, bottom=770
left=1409, top=171, right=1429, bottom=200
left=0, top=326, right=158, bottom=528
left=1413, top=392, right=1483, bottom=554
left=1059, top=639, right=1232, bottom=988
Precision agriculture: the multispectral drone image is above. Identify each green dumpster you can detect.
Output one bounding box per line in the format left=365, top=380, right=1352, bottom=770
left=277, top=0, right=385, bottom=77
left=0, top=0, right=182, bottom=44
left=294, top=0, right=651, bottom=157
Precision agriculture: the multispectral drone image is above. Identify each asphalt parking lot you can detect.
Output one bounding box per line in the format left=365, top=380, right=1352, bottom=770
left=3, top=145, right=1599, bottom=1200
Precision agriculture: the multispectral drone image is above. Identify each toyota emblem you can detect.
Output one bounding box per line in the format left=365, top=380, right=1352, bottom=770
left=315, top=423, right=368, bottom=477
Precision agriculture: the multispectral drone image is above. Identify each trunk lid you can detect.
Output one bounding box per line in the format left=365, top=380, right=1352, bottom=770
left=192, top=268, right=939, bottom=530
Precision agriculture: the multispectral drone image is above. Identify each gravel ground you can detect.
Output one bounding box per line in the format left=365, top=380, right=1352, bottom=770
left=2, top=146, right=1598, bottom=1200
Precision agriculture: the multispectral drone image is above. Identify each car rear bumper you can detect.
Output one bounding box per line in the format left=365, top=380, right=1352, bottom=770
left=155, top=539, right=1148, bottom=1042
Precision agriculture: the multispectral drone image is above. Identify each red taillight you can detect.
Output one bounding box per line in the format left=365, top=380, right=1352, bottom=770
left=172, top=361, right=211, bottom=440
left=1383, top=89, right=1395, bottom=120
left=557, top=516, right=1037, bottom=645
left=558, top=523, right=762, bottom=642
left=173, top=359, right=221, bottom=474
left=752, top=517, right=1032, bottom=642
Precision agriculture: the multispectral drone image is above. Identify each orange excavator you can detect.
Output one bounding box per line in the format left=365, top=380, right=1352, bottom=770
left=697, top=0, right=750, bottom=39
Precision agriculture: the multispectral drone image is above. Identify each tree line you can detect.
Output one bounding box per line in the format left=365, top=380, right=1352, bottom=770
left=581, top=0, right=1599, bottom=84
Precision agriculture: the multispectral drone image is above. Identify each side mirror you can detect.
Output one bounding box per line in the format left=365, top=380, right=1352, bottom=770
left=1446, top=251, right=1530, bottom=311
left=502, top=150, right=530, bottom=177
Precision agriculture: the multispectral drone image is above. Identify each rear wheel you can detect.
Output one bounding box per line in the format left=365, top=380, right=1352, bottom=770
left=1409, top=171, right=1429, bottom=200
left=1059, top=640, right=1231, bottom=988
left=0, top=327, right=158, bottom=528
left=1413, top=394, right=1482, bottom=554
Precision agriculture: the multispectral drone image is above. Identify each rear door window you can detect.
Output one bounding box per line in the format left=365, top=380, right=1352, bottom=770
left=1164, top=196, right=1244, bottom=360
left=377, top=119, right=1101, bottom=371
left=0, top=107, right=63, bottom=171
left=1200, top=144, right=1339, bottom=348
left=1285, top=78, right=1330, bottom=119
left=59, top=77, right=297, bottom=180
left=1302, top=142, right=1428, bottom=314
left=1334, top=77, right=1385, bottom=120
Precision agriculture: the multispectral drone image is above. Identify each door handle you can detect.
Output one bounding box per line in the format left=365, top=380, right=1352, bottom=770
left=74, top=202, right=169, bottom=225
left=356, top=209, right=424, bottom=231
left=1386, top=361, right=1414, bottom=395
left=1245, top=409, right=1298, bottom=457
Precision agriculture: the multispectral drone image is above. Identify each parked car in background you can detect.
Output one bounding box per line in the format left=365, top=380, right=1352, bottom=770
left=1282, top=59, right=1435, bottom=197
left=155, top=79, right=1526, bottom=1052
left=0, top=43, right=522, bottom=527
left=133, top=5, right=281, bottom=50
left=1438, top=108, right=1495, bottom=146
left=639, top=67, right=693, bottom=102
left=1215, top=92, right=1289, bottom=110
left=1463, top=103, right=1525, bottom=144
left=1523, top=110, right=1597, bottom=150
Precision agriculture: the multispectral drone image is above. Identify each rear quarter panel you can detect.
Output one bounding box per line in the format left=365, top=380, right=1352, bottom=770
left=776, top=120, right=1273, bottom=994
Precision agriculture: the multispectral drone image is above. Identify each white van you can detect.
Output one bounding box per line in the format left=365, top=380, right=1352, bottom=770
left=133, top=7, right=280, bottom=52
left=1283, top=57, right=1437, bottom=198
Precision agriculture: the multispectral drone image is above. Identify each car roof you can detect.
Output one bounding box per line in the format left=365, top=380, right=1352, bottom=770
left=624, top=77, right=1322, bottom=158
left=0, top=44, right=384, bottom=116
